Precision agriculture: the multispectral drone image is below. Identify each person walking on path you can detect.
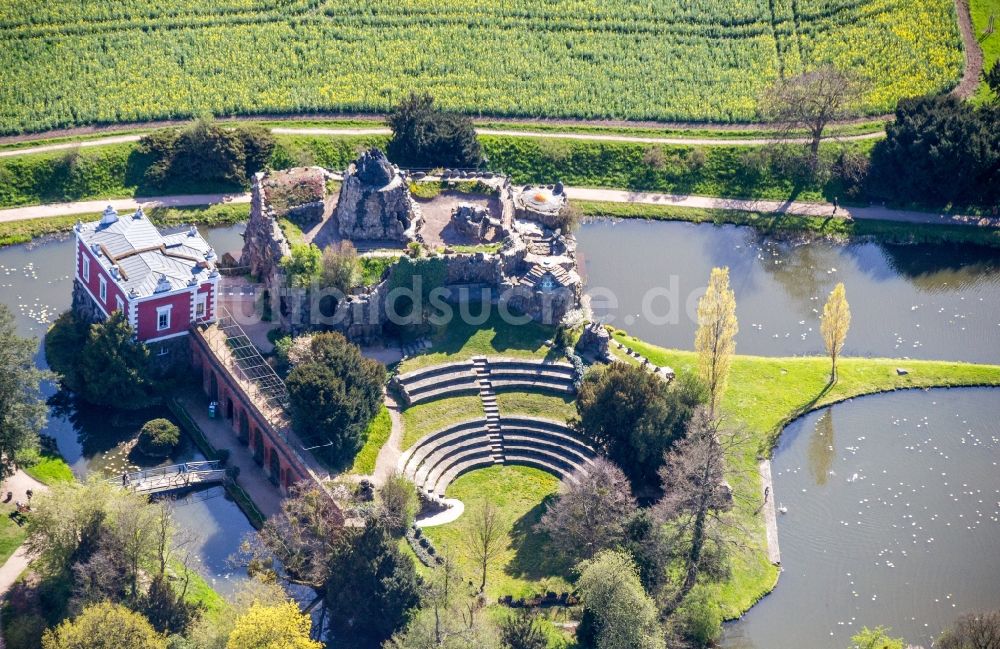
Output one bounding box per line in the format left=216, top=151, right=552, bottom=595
left=832, top=196, right=839, bottom=216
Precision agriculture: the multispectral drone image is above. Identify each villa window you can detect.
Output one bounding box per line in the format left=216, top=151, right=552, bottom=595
left=156, top=305, right=172, bottom=332
left=195, top=294, right=207, bottom=320
left=115, top=295, right=124, bottom=313
left=99, top=276, right=107, bottom=303
left=82, top=256, right=90, bottom=282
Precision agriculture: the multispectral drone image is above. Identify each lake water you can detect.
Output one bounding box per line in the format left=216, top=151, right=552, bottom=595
left=577, top=219, right=1000, bottom=364
left=0, top=224, right=252, bottom=596
left=577, top=218, right=1000, bottom=647
left=722, top=389, right=1000, bottom=649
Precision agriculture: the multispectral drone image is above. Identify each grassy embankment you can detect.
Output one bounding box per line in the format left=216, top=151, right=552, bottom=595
left=348, top=405, right=393, bottom=475
left=575, top=200, right=1000, bottom=249
left=0, top=203, right=250, bottom=248
left=609, top=330, right=1000, bottom=617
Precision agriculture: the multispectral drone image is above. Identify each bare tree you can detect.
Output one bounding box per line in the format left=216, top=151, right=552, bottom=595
left=536, top=457, right=637, bottom=561
left=654, top=408, right=750, bottom=613
left=463, top=502, right=507, bottom=592
left=937, top=610, right=1000, bottom=649
left=760, top=65, right=862, bottom=166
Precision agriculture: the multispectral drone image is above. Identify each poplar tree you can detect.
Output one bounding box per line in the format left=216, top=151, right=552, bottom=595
left=820, top=282, right=851, bottom=383
left=695, top=267, right=738, bottom=416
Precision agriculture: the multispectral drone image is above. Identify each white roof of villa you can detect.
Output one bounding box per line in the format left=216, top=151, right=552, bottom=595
left=76, top=206, right=218, bottom=299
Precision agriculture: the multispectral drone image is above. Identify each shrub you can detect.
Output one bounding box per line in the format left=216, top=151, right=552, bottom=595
left=138, top=419, right=180, bottom=457
left=672, top=585, right=723, bottom=647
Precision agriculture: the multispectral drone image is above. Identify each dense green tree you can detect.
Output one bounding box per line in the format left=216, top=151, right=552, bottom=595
left=0, top=303, right=48, bottom=482
left=575, top=364, right=706, bottom=495
left=323, top=517, right=420, bottom=647
left=138, top=418, right=180, bottom=457
left=251, top=487, right=417, bottom=647
left=286, top=333, right=384, bottom=468
left=983, top=61, right=1000, bottom=103
left=387, top=93, right=483, bottom=169
left=869, top=95, right=1000, bottom=207
left=48, top=310, right=159, bottom=409
left=139, top=119, right=275, bottom=190
left=575, top=550, right=665, bottom=649
left=42, top=602, right=166, bottom=649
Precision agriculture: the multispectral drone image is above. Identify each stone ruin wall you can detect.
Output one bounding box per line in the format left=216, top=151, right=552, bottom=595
left=240, top=167, right=581, bottom=343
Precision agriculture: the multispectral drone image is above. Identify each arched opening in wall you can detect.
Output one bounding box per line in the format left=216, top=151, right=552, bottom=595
left=269, top=453, right=280, bottom=486
left=247, top=427, right=255, bottom=451
left=253, top=438, right=264, bottom=466
left=225, top=397, right=234, bottom=421
left=210, top=372, right=219, bottom=402
left=238, top=410, right=249, bottom=443
left=317, top=294, right=340, bottom=319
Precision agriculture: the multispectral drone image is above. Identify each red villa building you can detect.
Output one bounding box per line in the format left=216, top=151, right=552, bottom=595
left=73, top=205, right=220, bottom=344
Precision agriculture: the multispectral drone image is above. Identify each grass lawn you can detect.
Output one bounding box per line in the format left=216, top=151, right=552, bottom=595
left=495, top=391, right=576, bottom=424
left=611, top=330, right=1000, bottom=617
left=0, top=504, right=28, bottom=566
left=23, top=453, right=75, bottom=485
left=401, top=396, right=484, bottom=450
left=422, top=465, right=573, bottom=601
left=399, top=313, right=557, bottom=373
left=971, top=0, right=1000, bottom=103
left=349, top=406, right=392, bottom=475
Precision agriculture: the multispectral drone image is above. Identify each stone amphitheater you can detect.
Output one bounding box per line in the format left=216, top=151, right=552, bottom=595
left=393, top=357, right=596, bottom=500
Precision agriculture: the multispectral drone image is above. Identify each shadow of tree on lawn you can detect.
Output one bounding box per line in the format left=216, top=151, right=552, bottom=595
left=504, top=494, right=574, bottom=584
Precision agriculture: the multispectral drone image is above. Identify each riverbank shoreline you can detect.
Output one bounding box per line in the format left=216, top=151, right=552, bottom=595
left=576, top=201, right=1000, bottom=250
left=608, top=330, right=1000, bottom=620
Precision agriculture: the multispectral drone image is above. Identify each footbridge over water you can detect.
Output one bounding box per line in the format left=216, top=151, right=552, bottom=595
left=109, top=461, right=225, bottom=495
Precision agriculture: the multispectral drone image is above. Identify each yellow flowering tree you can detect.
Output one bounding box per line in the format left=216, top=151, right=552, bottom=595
left=226, top=602, right=321, bottom=649
left=695, top=267, right=738, bottom=416
left=820, top=282, right=851, bottom=383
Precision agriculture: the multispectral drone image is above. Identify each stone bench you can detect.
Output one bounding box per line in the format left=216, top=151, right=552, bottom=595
left=488, top=360, right=575, bottom=376
left=397, top=361, right=476, bottom=386
left=503, top=451, right=581, bottom=483
left=400, top=419, right=489, bottom=476
left=412, top=430, right=493, bottom=488
left=406, top=382, right=483, bottom=404
left=424, top=445, right=497, bottom=496
left=501, top=434, right=596, bottom=467
left=491, top=378, right=575, bottom=394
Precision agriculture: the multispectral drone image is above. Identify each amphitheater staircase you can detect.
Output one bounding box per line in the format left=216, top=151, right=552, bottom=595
left=472, top=357, right=505, bottom=464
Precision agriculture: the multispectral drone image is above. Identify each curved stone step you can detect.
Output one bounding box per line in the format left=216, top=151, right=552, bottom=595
left=400, top=419, right=489, bottom=475
left=412, top=432, right=492, bottom=488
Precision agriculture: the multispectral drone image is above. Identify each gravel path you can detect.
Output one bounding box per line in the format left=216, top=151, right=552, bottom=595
left=0, top=187, right=987, bottom=228
left=0, top=470, right=48, bottom=596
left=0, top=125, right=884, bottom=160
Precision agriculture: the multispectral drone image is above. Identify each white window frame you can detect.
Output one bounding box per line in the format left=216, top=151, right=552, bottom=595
left=115, top=295, right=125, bottom=313
left=195, top=294, right=207, bottom=320
left=156, top=305, right=173, bottom=332
left=99, top=276, right=107, bottom=303
left=82, top=256, right=90, bottom=282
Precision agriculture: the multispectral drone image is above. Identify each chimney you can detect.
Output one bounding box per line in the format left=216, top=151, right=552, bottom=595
left=100, top=205, right=119, bottom=226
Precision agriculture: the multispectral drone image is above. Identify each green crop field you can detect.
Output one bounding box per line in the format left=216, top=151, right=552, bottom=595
left=0, top=0, right=963, bottom=133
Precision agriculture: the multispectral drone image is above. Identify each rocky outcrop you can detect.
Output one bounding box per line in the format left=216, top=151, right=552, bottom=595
left=336, top=149, right=421, bottom=242
left=241, top=172, right=292, bottom=284
left=576, top=321, right=611, bottom=361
